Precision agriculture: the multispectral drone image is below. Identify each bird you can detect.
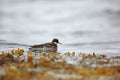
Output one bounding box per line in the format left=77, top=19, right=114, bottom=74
left=28, top=38, right=61, bottom=53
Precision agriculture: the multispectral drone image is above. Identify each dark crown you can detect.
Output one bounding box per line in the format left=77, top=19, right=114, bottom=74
left=52, top=38, right=59, bottom=43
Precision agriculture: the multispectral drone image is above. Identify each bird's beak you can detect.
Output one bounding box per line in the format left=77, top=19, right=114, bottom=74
left=58, top=42, right=62, bottom=44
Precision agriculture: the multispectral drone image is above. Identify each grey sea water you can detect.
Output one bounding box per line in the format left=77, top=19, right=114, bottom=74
left=0, top=0, right=120, bottom=56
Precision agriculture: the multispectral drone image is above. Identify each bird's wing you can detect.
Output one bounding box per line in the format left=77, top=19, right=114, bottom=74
left=30, top=42, right=53, bottom=48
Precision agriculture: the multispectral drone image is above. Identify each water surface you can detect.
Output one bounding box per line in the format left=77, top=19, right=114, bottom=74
left=0, top=0, right=120, bottom=56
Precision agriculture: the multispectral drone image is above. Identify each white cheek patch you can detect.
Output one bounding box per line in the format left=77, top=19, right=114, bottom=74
left=54, top=42, right=57, bottom=44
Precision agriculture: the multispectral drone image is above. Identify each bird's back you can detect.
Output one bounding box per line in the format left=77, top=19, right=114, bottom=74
left=28, top=42, right=57, bottom=53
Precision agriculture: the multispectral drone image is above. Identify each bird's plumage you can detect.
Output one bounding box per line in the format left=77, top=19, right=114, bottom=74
left=28, top=38, right=60, bottom=53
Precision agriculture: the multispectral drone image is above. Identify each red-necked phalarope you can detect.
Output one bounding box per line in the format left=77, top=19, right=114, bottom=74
left=28, top=38, right=61, bottom=53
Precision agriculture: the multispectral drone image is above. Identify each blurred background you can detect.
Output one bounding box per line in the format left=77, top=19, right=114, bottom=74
left=0, top=0, right=120, bottom=56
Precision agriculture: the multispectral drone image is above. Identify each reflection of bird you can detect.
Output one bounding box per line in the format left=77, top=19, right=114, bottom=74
left=28, top=38, right=61, bottom=53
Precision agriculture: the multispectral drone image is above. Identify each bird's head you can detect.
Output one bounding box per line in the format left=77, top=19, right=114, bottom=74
left=52, top=38, right=62, bottom=44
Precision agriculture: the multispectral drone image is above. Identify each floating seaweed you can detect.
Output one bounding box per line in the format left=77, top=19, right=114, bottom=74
left=0, top=48, right=120, bottom=80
